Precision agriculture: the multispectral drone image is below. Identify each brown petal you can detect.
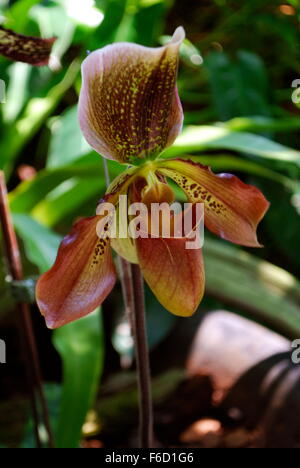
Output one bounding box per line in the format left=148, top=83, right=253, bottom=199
left=78, top=27, right=185, bottom=163
left=136, top=236, right=205, bottom=316
left=0, top=26, right=55, bottom=66
left=36, top=216, right=116, bottom=328
left=158, top=159, right=270, bottom=247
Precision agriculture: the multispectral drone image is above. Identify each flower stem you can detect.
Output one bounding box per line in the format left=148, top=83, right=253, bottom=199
left=131, top=263, right=153, bottom=448
left=117, top=256, right=135, bottom=333
left=0, top=171, right=55, bottom=449
left=102, top=159, right=153, bottom=447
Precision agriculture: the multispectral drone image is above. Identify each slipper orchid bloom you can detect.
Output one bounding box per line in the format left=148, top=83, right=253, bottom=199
left=36, top=27, right=269, bottom=328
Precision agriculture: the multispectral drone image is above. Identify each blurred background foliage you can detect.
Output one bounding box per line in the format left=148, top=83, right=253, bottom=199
left=1, top=0, right=300, bottom=448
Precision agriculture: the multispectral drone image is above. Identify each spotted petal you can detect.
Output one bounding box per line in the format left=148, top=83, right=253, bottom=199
left=78, top=27, right=185, bottom=163
left=136, top=237, right=205, bottom=316
left=0, top=26, right=55, bottom=65
left=158, top=159, right=270, bottom=247
left=36, top=216, right=116, bottom=328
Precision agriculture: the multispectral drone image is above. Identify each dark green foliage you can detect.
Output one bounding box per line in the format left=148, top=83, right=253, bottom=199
left=1, top=0, right=300, bottom=448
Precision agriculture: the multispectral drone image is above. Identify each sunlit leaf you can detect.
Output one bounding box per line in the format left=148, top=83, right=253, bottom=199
left=3, top=62, right=31, bottom=123
left=163, top=125, right=300, bottom=164
left=30, top=2, right=75, bottom=62
left=9, top=157, right=121, bottom=213
left=31, top=177, right=105, bottom=227
left=13, top=213, right=61, bottom=272
left=0, top=59, right=80, bottom=176
left=222, top=116, right=300, bottom=133
left=186, top=154, right=300, bottom=194
left=92, top=0, right=127, bottom=46
left=47, top=105, right=91, bottom=168
left=3, top=0, right=42, bottom=31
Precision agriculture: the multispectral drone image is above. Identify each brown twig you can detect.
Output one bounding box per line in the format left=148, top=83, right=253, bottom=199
left=0, top=171, right=55, bottom=448
left=131, top=263, right=153, bottom=448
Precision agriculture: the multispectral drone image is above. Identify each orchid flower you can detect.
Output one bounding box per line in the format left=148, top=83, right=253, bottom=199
left=0, top=26, right=55, bottom=66
left=36, top=27, right=269, bottom=329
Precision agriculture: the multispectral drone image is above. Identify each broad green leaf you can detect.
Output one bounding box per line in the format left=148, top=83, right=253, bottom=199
left=30, top=2, right=75, bottom=62
left=0, top=60, right=80, bottom=176
left=3, top=62, right=31, bottom=123
left=32, top=176, right=106, bottom=227
left=3, top=0, right=42, bottom=31
left=188, top=154, right=300, bottom=194
left=223, top=116, right=300, bottom=133
left=91, top=0, right=128, bottom=48
left=131, top=0, right=173, bottom=46
left=9, top=162, right=101, bottom=213
left=9, top=157, right=121, bottom=213
left=204, top=238, right=300, bottom=339
left=13, top=214, right=61, bottom=273
left=53, top=310, right=104, bottom=448
left=47, top=105, right=91, bottom=168
left=184, top=108, right=217, bottom=125
left=205, top=50, right=271, bottom=121
left=257, top=11, right=299, bottom=50
left=163, top=125, right=300, bottom=164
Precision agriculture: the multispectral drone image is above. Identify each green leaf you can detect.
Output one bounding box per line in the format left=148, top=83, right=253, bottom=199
left=32, top=176, right=106, bottom=227
left=3, top=62, right=31, bottom=123
left=131, top=0, right=173, bottom=46
left=30, top=2, right=75, bottom=62
left=13, top=214, right=61, bottom=273
left=91, top=0, right=128, bottom=48
left=222, top=116, right=300, bottom=133
left=187, top=154, right=300, bottom=194
left=3, top=0, right=42, bottom=31
left=205, top=50, right=271, bottom=121
left=9, top=157, right=121, bottom=214
left=9, top=165, right=99, bottom=213
left=20, top=383, right=61, bottom=448
left=163, top=125, right=300, bottom=164
left=52, top=310, right=104, bottom=448
left=47, top=105, right=91, bottom=168
left=204, top=238, right=300, bottom=339
left=0, top=60, right=80, bottom=176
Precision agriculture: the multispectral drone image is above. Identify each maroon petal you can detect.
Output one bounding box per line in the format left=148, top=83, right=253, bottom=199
left=78, top=27, right=185, bottom=163
left=36, top=216, right=116, bottom=328
left=158, top=159, right=270, bottom=247
left=0, top=26, right=55, bottom=66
